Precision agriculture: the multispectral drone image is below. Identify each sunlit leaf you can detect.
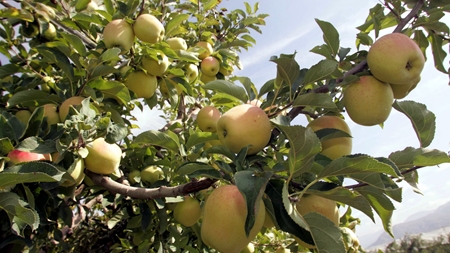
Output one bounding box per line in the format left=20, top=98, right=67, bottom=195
left=132, top=130, right=180, bottom=153
left=203, top=80, right=249, bottom=102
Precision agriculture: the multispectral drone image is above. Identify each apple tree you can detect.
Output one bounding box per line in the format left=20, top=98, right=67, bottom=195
left=0, top=0, right=449, bottom=252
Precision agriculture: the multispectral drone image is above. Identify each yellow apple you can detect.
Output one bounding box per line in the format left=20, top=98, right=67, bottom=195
left=220, top=65, right=233, bottom=76
left=343, top=75, right=394, bottom=126
left=367, top=33, right=425, bottom=84
left=61, top=158, right=85, bottom=187
left=173, top=196, right=202, bottom=227
left=200, top=71, right=217, bottom=83
left=159, top=78, right=183, bottom=98
left=216, top=104, right=272, bottom=155
left=15, top=110, right=32, bottom=125
left=294, top=194, right=340, bottom=249
left=7, top=149, right=49, bottom=165
left=185, top=63, right=199, bottom=83
left=103, top=19, right=135, bottom=53
left=204, top=139, right=222, bottom=149
left=390, top=75, right=421, bottom=99
left=142, top=53, right=169, bottom=77
left=133, top=14, right=164, bottom=44
left=85, top=138, right=122, bottom=174
left=59, top=96, right=85, bottom=121
left=341, top=227, right=360, bottom=253
left=42, top=104, right=61, bottom=125
left=166, top=37, right=187, bottom=50
left=196, top=106, right=221, bottom=132
left=200, top=56, right=220, bottom=77
left=125, top=71, right=157, bottom=99
left=306, top=115, right=352, bottom=160
left=128, top=170, right=141, bottom=184
left=195, top=41, right=214, bottom=59
left=141, top=165, right=164, bottom=184
left=240, top=243, right=255, bottom=253
left=263, top=211, right=275, bottom=228
left=201, top=185, right=265, bottom=253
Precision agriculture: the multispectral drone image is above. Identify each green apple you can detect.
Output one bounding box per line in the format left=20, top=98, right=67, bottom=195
left=200, top=71, right=217, bottom=83
left=307, top=115, right=352, bottom=160
left=141, top=165, right=164, bottom=184
left=42, top=104, right=61, bottom=125
left=133, top=14, right=164, bottom=44
left=390, top=75, right=421, bottom=99
left=61, top=158, right=85, bottom=187
left=42, top=23, right=57, bottom=41
left=343, top=75, right=394, bottom=126
left=240, top=243, right=255, bottom=253
left=128, top=170, right=141, bottom=184
left=196, top=106, right=221, bottom=132
left=85, top=138, right=122, bottom=175
left=367, top=33, right=425, bottom=84
left=201, top=185, right=265, bottom=253
left=7, top=149, right=49, bottom=165
left=185, top=63, right=199, bottom=83
left=166, top=37, right=187, bottom=50
left=160, top=77, right=183, bottom=98
left=195, top=41, right=213, bottom=59
left=294, top=194, right=340, bottom=249
left=103, top=19, right=135, bottom=53
left=173, top=196, right=202, bottom=227
left=219, top=65, right=233, bottom=76
left=200, top=56, right=220, bottom=76
left=125, top=71, right=157, bottom=99
left=216, top=104, right=272, bottom=155
left=59, top=96, right=85, bottom=121
left=15, top=110, right=32, bottom=125
left=142, top=53, right=169, bottom=77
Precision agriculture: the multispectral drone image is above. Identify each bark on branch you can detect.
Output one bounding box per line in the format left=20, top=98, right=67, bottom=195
left=85, top=169, right=217, bottom=199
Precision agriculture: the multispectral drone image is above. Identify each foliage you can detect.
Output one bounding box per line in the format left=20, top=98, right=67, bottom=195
left=370, top=232, right=450, bottom=253
left=0, top=0, right=449, bottom=252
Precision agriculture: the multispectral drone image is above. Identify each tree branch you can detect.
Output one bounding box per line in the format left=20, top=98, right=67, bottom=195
left=85, top=169, right=217, bottom=199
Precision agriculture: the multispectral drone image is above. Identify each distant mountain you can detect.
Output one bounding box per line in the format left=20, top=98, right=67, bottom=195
left=369, top=200, right=450, bottom=248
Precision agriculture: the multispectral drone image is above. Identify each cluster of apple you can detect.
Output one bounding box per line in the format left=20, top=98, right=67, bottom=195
left=102, top=13, right=232, bottom=100
left=6, top=136, right=122, bottom=187
left=343, top=33, right=425, bottom=126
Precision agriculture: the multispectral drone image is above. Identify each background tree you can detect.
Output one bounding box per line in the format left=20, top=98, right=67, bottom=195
left=0, top=0, right=449, bottom=252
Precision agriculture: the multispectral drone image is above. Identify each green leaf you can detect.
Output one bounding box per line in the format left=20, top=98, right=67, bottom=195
left=88, top=79, right=130, bottom=104
left=265, top=179, right=314, bottom=245
left=203, top=80, right=249, bottom=103
left=0, top=138, right=14, bottom=156
left=36, top=47, right=75, bottom=82
left=235, top=76, right=258, bottom=101
left=276, top=125, right=321, bottom=176
left=203, top=0, right=220, bottom=11
left=428, top=32, right=448, bottom=73
left=270, top=54, right=300, bottom=90
left=356, top=186, right=395, bottom=237
left=0, top=192, right=39, bottom=236
left=6, top=90, right=61, bottom=108
left=0, top=7, right=34, bottom=22
left=185, top=132, right=218, bottom=150
left=393, top=100, right=435, bottom=147
left=293, top=93, right=338, bottom=109
left=0, top=112, right=24, bottom=142
left=304, top=212, right=346, bottom=253
left=310, top=44, right=333, bottom=59
left=315, top=19, right=340, bottom=57
left=60, top=32, right=87, bottom=56
left=176, top=162, right=222, bottom=179
left=0, top=64, right=20, bottom=79
left=318, top=155, right=400, bottom=179
left=0, top=162, right=67, bottom=188
left=303, top=59, right=338, bottom=85
left=235, top=170, right=273, bottom=236
left=16, top=137, right=57, bottom=154
left=99, top=48, right=121, bottom=63
left=307, top=187, right=374, bottom=222
left=388, top=147, right=450, bottom=169
left=165, top=14, right=190, bottom=38
left=132, top=130, right=180, bottom=153
left=90, top=65, right=119, bottom=79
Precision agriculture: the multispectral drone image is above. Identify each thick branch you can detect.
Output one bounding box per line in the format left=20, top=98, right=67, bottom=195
left=85, top=169, right=217, bottom=199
